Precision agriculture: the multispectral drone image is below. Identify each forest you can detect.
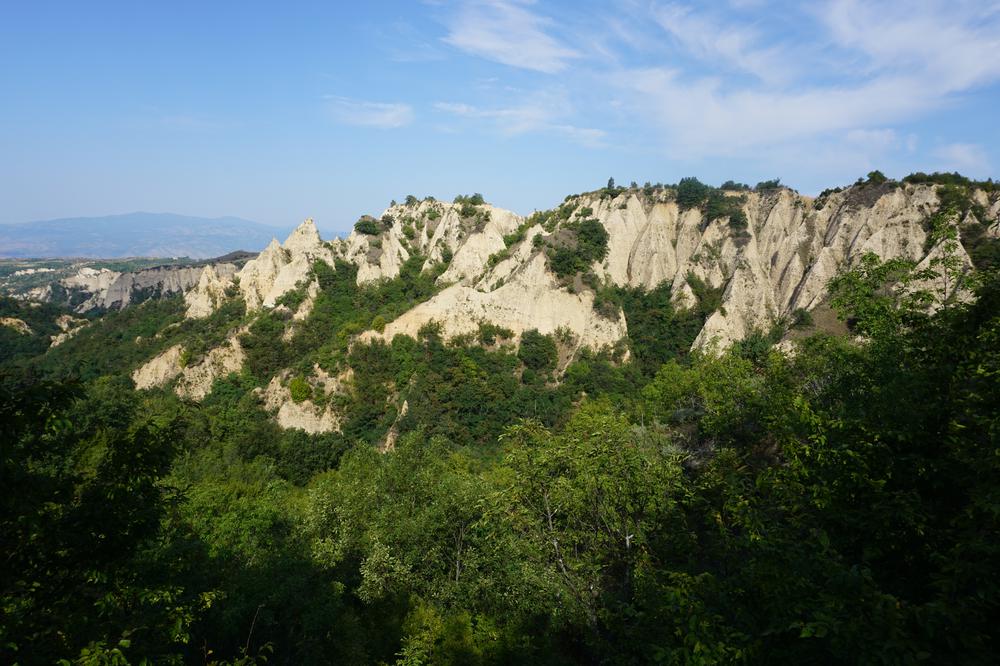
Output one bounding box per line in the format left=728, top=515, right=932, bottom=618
left=2, top=249, right=999, bottom=665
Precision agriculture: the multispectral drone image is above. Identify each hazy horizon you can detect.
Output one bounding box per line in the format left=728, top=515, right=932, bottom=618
left=3, top=1, right=999, bottom=235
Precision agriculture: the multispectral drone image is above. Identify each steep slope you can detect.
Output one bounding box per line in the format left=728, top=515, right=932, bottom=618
left=338, top=198, right=523, bottom=285
left=185, top=218, right=335, bottom=317
left=20, top=262, right=240, bottom=313
left=128, top=180, right=999, bottom=437
left=184, top=183, right=998, bottom=354
left=352, top=182, right=992, bottom=350
left=564, top=183, right=977, bottom=347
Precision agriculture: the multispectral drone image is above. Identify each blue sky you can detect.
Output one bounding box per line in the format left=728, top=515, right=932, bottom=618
left=2, top=0, right=999, bottom=235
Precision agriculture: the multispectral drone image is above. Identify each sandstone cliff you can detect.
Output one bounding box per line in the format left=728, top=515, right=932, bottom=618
left=348, top=183, right=993, bottom=350
left=22, top=262, right=238, bottom=313
left=127, top=180, right=998, bottom=429
left=185, top=218, right=335, bottom=317
left=182, top=183, right=998, bottom=352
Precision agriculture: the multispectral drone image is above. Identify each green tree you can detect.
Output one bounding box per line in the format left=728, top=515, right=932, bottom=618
left=517, top=329, right=557, bottom=373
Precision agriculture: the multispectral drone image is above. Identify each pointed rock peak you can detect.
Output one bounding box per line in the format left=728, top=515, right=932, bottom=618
left=197, top=264, right=218, bottom=282
left=283, top=217, right=324, bottom=253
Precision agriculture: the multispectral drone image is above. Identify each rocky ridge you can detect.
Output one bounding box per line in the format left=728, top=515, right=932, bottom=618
left=138, top=180, right=999, bottom=433
left=18, top=262, right=239, bottom=313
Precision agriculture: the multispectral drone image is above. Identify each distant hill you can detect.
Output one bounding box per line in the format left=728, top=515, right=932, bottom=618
left=0, top=212, right=291, bottom=259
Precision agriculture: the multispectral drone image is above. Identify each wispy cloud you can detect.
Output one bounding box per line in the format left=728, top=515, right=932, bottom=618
left=442, top=0, right=578, bottom=73
left=651, top=3, right=795, bottom=84
left=613, top=67, right=940, bottom=155
left=429, top=0, right=999, bottom=171
left=934, top=142, right=991, bottom=173
left=821, top=0, right=1000, bottom=91
left=326, top=96, right=414, bottom=128
left=378, top=20, right=446, bottom=63
left=604, top=1, right=1000, bottom=158
left=435, top=91, right=605, bottom=146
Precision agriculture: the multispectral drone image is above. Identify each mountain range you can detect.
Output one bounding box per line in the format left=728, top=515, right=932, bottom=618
left=0, top=212, right=289, bottom=259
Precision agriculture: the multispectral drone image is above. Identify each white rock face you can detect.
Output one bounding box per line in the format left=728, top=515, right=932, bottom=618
left=56, top=263, right=231, bottom=312
left=197, top=218, right=337, bottom=315
left=0, top=317, right=32, bottom=335
left=260, top=375, right=340, bottom=434
left=370, top=252, right=628, bottom=352
left=132, top=333, right=246, bottom=401
left=130, top=181, right=999, bottom=409
left=50, top=314, right=88, bottom=346
left=184, top=264, right=237, bottom=318
left=340, top=201, right=524, bottom=285
left=530, top=184, right=967, bottom=349
left=175, top=335, right=245, bottom=401
left=133, top=344, right=185, bottom=390
left=183, top=218, right=337, bottom=318
left=345, top=184, right=986, bottom=353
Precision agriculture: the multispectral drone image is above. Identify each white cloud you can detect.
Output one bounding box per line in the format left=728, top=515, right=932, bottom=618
left=651, top=3, right=794, bottom=84
left=614, top=67, right=940, bottom=155
left=432, top=1, right=1000, bottom=166
left=435, top=93, right=605, bottom=146
left=845, top=129, right=898, bottom=151
left=934, top=143, right=991, bottom=173
left=442, top=0, right=578, bottom=73
left=326, top=96, right=414, bottom=129
left=821, top=0, right=1000, bottom=91
left=605, top=2, right=1000, bottom=158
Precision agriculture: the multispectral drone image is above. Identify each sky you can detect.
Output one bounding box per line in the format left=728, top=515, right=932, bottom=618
left=2, top=0, right=999, bottom=235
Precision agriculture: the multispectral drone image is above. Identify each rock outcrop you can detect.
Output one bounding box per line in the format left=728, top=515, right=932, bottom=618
left=260, top=375, right=340, bottom=434
left=121, top=180, right=999, bottom=432
left=0, top=317, right=32, bottom=335
left=185, top=218, right=335, bottom=317
left=11, top=262, right=241, bottom=314
left=185, top=184, right=994, bottom=351
left=370, top=252, right=628, bottom=351
left=184, top=265, right=235, bottom=318
left=50, top=314, right=88, bottom=346
left=132, top=332, right=246, bottom=401
left=340, top=200, right=523, bottom=285
left=133, top=344, right=185, bottom=391
left=352, top=183, right=989, bottom=350
left=55, top=263, right=237, bottom=312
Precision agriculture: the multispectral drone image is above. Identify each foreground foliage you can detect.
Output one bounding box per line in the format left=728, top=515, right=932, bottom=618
left=2, top=260, right=999, bottom=664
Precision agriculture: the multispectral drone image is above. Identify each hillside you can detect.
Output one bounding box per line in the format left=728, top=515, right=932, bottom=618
left=0, top=212, right=287, bottom=259
left=4, top=174, right=1000, bottom=665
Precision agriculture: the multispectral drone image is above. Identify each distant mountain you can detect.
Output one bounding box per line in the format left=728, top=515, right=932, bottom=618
left=0, top=212, right=291, bottom=259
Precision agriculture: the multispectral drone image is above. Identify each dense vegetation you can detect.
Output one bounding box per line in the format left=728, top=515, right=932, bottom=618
left=2, top=178, right=1000, bottom=663
left=0, top=297, right=65, bottom=364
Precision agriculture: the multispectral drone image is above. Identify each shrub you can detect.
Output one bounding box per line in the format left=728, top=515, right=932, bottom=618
left=453, top=193, right=485, bottom=206
left=477, top=322, right=514, bottom=346
left=542, top=217, right=610, bottom=280
left=405, top=195, right=419, bottom=205
left=518, top=329, right=558, bottom=372
left=288, top=376, right=312, bottom=403
left=576, top=218, right=610, bottom=262
left=354, top=216, right=380, bottom=235
left=866, top=170, right=888, bottom=185
left=502, top=226, right=527, bottom=248
left=791, top=307, right=814, bottom=329
left=728, top=209, right=749, bottom=230
left=676, top=177, right=711, bottom=209
left=755, top=178, right=782, bottom=192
